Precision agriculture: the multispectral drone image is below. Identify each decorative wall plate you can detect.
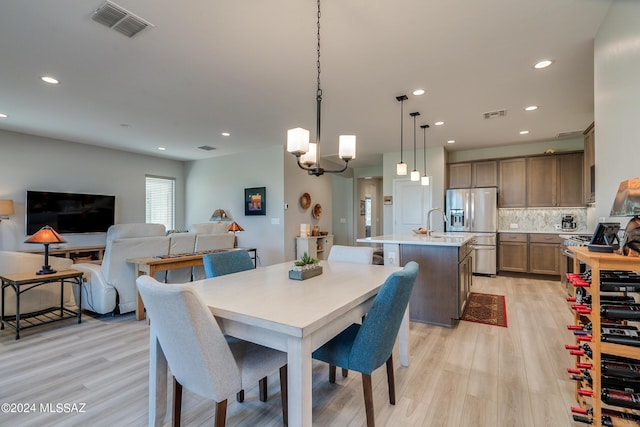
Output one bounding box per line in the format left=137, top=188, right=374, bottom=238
left=312, top=203, right=322, bottom=219
left=300, top=192, right=311, bottom=209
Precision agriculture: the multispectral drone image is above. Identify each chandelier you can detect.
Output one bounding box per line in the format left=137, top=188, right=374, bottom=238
left=286, top=0, right=356, bottom=176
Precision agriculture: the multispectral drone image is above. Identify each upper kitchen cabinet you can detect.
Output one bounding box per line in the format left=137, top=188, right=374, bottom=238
left=527, top=153, right=583, bottom=207
left=557, top=152, right=584, bottom=207
left=583, top=122, right=595, bottom=204
left=499, top=158, right=527, bottom=207
left=448, top=163, right=472, bottom=188
left=527, top=156, right=557, bottom=207
left=472, top=161, right=498, bottom=187
left=448, top=160, right=497, bottom=188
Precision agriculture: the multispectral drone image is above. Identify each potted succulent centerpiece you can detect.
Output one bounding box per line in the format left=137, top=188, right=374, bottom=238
left=289, top=252, right=323, bottom=280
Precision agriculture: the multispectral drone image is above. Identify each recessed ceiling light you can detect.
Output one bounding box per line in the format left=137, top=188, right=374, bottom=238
left=0, top=113, right=7, bottom=118
left=533, top=60, right=553, bottom=69
left=447, top=140, right=455, bottom=144
left=221, top=132, right=231, bottom=136
left=41, top=76, right=59, bottom=84
left=525, top=105, right=539, bottom=111
left=519, top=130, right=529, bottom=135
left=412, top=89, right=425, bottom=96
left=157, top=147, right=166, bottom=151
left=434, top=121, right=445, bottom=126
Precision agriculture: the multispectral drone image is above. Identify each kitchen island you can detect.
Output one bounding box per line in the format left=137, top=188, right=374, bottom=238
left=357, top=233, right=475, bottom=327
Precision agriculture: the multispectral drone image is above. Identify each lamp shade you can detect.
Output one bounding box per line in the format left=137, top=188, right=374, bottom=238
left=25, top=225, right=66, bottom=244
left=338, top=135, right=356, bottom=160
left=210, top=209, right=229, bottom=221
left=0, top=199, right=14, bottom=217
left=228, top=221, right=244, bottom=232
left=287, top=127, right=310, bottom=155
left=610, top=178, right=640, bottom=217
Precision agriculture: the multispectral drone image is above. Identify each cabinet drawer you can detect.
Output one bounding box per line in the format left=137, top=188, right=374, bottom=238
left=499, top=233, right=527, bottom=242
left=529, top=234, right=561, bottom=244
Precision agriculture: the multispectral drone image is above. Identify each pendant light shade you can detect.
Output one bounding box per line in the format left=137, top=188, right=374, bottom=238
left=421, top=124, right=430, bottom=186
left=396, top=95, right=408, bottom=176
left=410, top=111, right=421, bottom=181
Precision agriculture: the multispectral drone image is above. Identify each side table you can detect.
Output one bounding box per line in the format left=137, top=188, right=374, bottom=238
left=0, top=269, right=84, bottom=339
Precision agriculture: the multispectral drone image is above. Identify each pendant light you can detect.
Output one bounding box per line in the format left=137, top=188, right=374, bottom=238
left=410, top=112, right=421, bottom=181
left=421, top=124, right=430, bottom=186
left=286, top=0, right=355, bottom=176
left=396, top=95, right=408, bottom=175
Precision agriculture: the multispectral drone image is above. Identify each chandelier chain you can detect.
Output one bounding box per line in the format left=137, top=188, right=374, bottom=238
left=316, top=0, right=322, bottom=100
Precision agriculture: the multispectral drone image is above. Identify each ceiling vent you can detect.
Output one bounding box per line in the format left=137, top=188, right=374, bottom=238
left=556, top=130, right=583, bottom=139
left=198, top=145, right=216, bottom=151
left=483, top=109, right=507, bottom=119
left=92, top=2, right=153, bottom=38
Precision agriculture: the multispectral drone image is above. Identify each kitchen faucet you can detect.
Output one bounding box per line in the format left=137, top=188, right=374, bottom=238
left=427, top=208, right=448, bottom=236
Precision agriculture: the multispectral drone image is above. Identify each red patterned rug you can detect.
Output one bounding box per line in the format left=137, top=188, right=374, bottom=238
left=461, top=292, right=507, bottom=327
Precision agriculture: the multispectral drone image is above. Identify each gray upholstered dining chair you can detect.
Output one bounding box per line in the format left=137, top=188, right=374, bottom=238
left=327, top=245, right=374, bottom=264
left=202, top=249, right=268, bottom=403
left=312, top=261, right=419, bottom=427
left=136, top=276, right=288, bottom=427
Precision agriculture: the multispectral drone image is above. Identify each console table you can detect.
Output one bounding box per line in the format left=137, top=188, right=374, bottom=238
left=0, top=269, right=84, bottom=339
left=129, top=248, right=257, bottom=320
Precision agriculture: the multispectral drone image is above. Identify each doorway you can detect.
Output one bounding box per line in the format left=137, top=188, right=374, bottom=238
left=356, top=177, right=382, bottom=240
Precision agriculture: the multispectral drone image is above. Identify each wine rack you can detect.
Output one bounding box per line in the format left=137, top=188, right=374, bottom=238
left=566, top=246, right=640, bottom=426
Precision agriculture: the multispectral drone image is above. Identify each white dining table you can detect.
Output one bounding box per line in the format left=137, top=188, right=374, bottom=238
left=147, top=260, right=407, bottom=427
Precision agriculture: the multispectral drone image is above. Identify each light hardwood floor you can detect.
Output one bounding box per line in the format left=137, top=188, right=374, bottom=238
left=0, top=275, right=579, bottom=426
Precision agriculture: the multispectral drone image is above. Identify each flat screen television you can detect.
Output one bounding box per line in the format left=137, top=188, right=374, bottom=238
left=26, top=191, right=115, bottom=235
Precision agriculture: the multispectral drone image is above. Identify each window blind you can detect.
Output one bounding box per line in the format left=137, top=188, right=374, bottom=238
left=145, top=176, right=175, bottom=231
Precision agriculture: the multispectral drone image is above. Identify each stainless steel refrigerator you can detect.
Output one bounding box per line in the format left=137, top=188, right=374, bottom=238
left=446, top=187, right=497, bottom=276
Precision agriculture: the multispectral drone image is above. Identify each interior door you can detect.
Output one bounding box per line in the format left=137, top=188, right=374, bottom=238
left=393, top=179, right=432, bottom=234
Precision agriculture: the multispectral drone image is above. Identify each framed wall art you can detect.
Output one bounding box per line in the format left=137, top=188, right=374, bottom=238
left=244, top=187, right=266, bottom=216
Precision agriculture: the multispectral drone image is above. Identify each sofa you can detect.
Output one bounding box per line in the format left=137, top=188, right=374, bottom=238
left=73, top=223, right=235, bottom=315
left=0, top=251, right=74, bottom=316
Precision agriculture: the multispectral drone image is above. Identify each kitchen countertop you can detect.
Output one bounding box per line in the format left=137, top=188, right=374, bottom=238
left=357, top=232, right=476, bottom=247
left=498, top=229, right=590, bottom=235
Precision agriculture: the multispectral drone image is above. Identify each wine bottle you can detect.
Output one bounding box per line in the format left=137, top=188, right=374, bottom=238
left=602, top=359, right=640, bottom=380
left=566, top=343, right=593, bottom=358
left=601, top=388, right=640, bottom=410
left=601, top=305, right=640, bottom=321
left=568, top=371, right=640, bottom=392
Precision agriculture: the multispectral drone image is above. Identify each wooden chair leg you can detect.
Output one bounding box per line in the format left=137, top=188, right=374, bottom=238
left=329, top=364, right=336, bottom=383
left=362, top=373, right=375, bottom=427
left=236, top=390, right=244, bottom=403
left=342, top=368, right=349, bottom=378
left=172, top=377, right=182, bottom=427
left=385, top=354, right=396, bottom=405
left=259, top=376, right=268, bottom=402
left=214, top=399, right=228, bottom=427
left=279, top=365, right=288, bottom=426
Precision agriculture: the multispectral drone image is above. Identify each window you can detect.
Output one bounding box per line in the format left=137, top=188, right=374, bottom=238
left=145, top=176, right=175, bottom=231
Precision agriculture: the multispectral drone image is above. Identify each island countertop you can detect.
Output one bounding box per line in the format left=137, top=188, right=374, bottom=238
left=357, top=232, right=476, bottom=247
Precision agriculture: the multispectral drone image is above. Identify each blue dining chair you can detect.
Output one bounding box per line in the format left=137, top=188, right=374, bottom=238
left=203, top=250, right=254, bottom=278
left=312, top=261, right=419, bottom=427
left=202, top=249, right=267, bottom=403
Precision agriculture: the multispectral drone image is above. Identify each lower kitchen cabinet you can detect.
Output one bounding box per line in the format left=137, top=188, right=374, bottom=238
left=498, top=233, right=528, bottom=272
left=499, top=233, right=562, bottom=275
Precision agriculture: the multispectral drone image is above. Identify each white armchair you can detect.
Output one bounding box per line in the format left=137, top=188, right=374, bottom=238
left=73, top=224, right=169, bottom=315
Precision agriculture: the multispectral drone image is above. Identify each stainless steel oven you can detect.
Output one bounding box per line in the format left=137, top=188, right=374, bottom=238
left=560, top=235, right=591, bottom=295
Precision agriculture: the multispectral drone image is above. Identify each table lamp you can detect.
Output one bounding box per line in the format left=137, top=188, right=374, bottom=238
left=0, top=199, right=15, bottom=222
left=610, top=178, right=640, bottom=255
left=210, top=209, right=230, bottom=221
left=24, top=225, right=67, bottom=275
left=227, top=221, right=244, bottom=235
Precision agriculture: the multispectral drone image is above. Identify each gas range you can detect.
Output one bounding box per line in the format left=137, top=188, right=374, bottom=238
left=561, top=234, right=593, bottom=247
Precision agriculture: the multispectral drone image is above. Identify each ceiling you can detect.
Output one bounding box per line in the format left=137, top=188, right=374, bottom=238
left=0, top=0, right=612, bottom=167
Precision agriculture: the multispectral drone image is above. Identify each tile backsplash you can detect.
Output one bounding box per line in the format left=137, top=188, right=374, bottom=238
left=498, top=208, right=588, bottom=232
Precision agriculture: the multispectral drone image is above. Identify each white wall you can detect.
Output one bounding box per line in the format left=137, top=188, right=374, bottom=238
left=594, top=1, right=640, bottom=223
left=0, top=129, right=184, bottom=251
left=446, top=137, right=585, bottom=163
left=184, top=145, right=285, bottom=266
